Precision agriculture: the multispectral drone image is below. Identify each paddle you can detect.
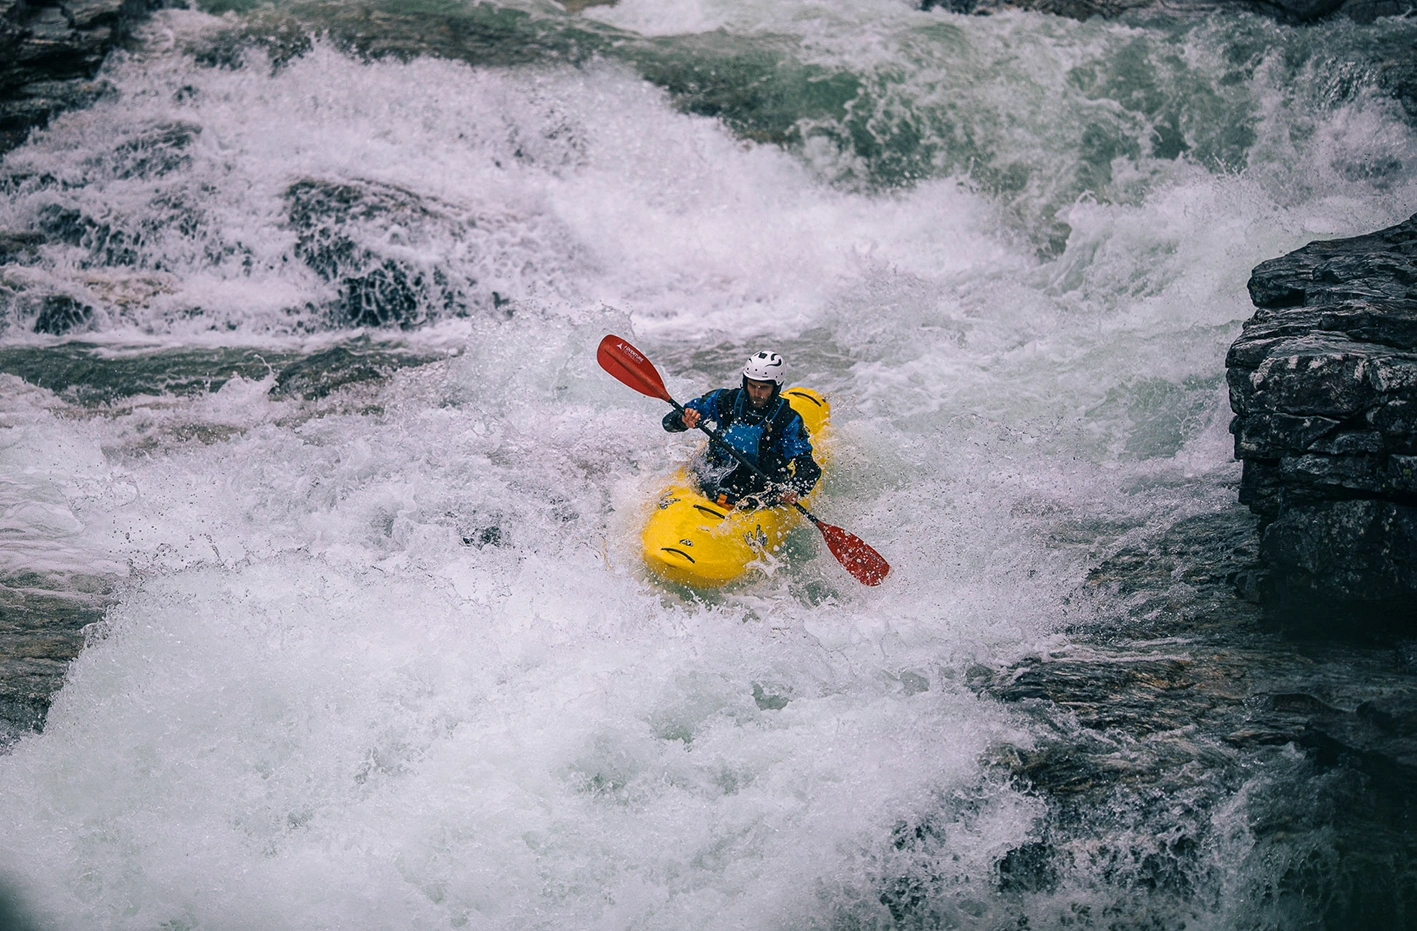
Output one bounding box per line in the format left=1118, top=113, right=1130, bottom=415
left=597, top=334, right=890, bottom=586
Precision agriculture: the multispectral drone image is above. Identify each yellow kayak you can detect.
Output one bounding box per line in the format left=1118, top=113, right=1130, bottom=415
left=641, top=387, right=831, bottom=588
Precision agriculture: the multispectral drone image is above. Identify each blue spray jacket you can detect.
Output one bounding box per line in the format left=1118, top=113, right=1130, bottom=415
left=662, top=386, right=822, bottom=501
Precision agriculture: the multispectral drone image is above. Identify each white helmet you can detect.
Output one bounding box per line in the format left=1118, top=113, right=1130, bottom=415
left=743, top=350, right=785, bottom=385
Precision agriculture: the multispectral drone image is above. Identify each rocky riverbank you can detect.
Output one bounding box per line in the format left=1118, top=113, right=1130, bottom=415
left=1227, top=214, right=1417, bottom=626
left=968, top=508, right=1417, bottom=926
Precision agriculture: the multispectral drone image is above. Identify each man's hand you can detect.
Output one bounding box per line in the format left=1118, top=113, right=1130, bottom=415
left=778, top=489, right=798, bottom=507
left=681, top=409, right=700, bottom=429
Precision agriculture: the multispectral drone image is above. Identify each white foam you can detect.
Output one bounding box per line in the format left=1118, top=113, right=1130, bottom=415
left=1, top=4, right=1415, bottom=927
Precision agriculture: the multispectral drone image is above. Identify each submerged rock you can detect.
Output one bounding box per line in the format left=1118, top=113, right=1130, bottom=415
left=268, top=339, right=442, bottom=400
left=0, top=231, right=44, bottom=264
left=105, top=120, right=200, bottom=180
left=1227, top=213, right=1417, bottom=625
left=284, top=178, right=483, bottom=329
left=0, top=342, right=299, bottom=402
left=31, top=292, right=92, bottom=335
left=931, top=502, right=1417, bottom=926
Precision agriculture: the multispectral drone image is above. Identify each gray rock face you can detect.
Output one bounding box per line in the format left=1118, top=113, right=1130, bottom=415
left=0, top=0, right=153, bottom=155
left=1227, top=214, right=1417, bottom=622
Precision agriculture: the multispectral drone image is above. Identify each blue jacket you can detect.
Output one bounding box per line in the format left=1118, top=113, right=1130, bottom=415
left=662, top=387, right=822, bottom=498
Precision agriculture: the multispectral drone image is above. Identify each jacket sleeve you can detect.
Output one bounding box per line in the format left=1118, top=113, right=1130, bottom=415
left=778, top=414, right=821, bottom=495
left=788, top=452, right=821, bottom=495
left=661, top=391, right=720, bottom=433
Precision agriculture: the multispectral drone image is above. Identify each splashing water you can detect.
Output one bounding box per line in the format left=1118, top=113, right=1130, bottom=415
left=1, top=0, right=1416, bottom=927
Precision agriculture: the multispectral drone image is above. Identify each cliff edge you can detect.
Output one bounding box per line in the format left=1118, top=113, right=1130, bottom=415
left=1227, top=214, right=1417, bottom=625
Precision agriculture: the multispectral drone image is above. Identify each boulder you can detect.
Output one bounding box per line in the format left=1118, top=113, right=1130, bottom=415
left=284, top=178, right=493, bottom=328
left=0, top=0, right=154, bottom=156
left=1227, top=214, right=1417, bottom=624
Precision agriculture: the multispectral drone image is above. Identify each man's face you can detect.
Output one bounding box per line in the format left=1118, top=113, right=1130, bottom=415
left=745, top=378, right=775, bottom=408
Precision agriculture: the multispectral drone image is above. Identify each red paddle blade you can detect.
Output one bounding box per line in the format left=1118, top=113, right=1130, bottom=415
left=597, top=335, right=674, bottom=404
left=816, top=520, right=890, bottom=586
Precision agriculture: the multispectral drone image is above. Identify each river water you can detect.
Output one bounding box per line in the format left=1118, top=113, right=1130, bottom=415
left=1, top=1, right=1416, bottom=927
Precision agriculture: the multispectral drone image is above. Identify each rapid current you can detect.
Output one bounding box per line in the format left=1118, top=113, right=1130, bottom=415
left=1, top=0, right=1416, bottom=927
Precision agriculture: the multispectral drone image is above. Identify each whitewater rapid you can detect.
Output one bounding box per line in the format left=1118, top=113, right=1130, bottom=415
left=2, top=0, right=1416, bottom=927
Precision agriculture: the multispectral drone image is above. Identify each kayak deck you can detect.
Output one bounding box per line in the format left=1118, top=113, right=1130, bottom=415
left=641, top=387, right=830, bottom=588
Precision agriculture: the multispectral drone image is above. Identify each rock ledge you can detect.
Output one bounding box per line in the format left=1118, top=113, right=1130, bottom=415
left=1227, top=214, right=1417, bottom=624
left=0, top=0, right=154, bottom=155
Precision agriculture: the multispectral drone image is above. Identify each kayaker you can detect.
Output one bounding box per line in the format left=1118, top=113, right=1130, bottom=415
left=661, top=350, right=822, bottom=509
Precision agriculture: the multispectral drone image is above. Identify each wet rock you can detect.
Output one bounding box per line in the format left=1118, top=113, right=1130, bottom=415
left=0, top=0, right=154, bottom=155
left=268, top=339, right=440, bottom=400
left=1079, top=509, right=1265, bottom=636
left=284, top=178, right=479, bottom=329
left=459, top=524, right=504, bottom=548
left=35, top=203, right=140, bottom=266
left=0, top=231, right=45, bottom=265
left=32, top=292, right=92, bottom=334
left=1228, top=213, right=1417, bottom=626
left=981, top=647, right=1255, bottom=797
left=105, top=120, right=200, bottom=180
left=1382, top=48, right=1417, bottom=126
left=0, top=572, right=114, bottom=747
left=1259, top=499, right=1417, bottom=610
left=35, top=204, right=90, bottom=246
left=967, top=502, right=1417, bottom=921
left=997, top=656, right=1203, bottom=733
left=340, top=259, right=421, bottom=329
left=1284, top=690, right=1417, bottom=793
left=977, top=632, right=1417, bottom=922
left=997, top=842, right=1058, bottom=893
